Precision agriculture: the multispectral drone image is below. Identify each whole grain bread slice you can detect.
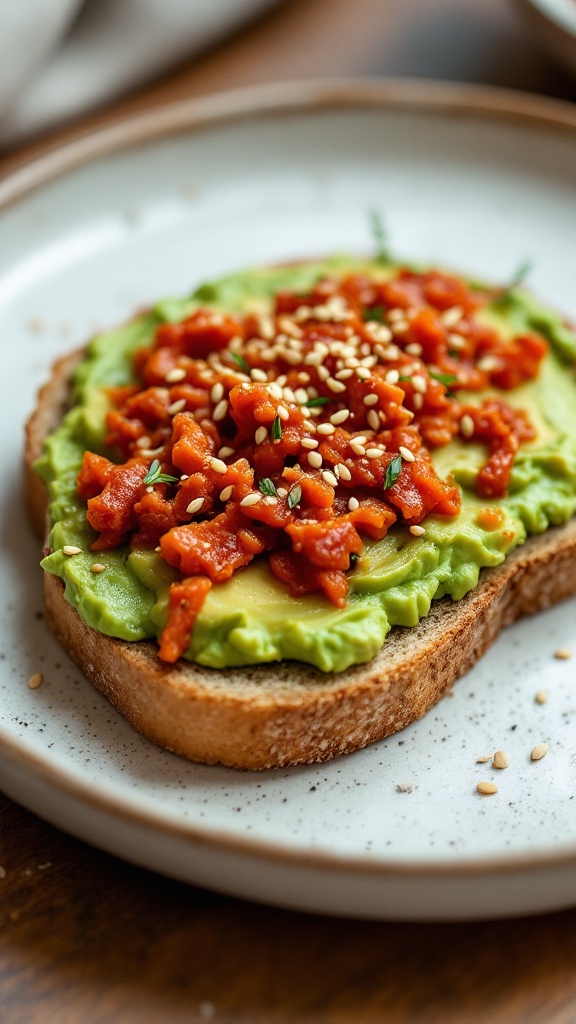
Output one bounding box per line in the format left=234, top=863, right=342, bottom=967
left=25, top=352, right=576, bottom=769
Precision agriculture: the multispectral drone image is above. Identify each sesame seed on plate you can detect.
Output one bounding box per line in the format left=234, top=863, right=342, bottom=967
left=27, top=673, right=43, bottom=689
left=135, top=435, right=152, bottom=449
left=477, top=781, right=498, bottom=795
left=277, top=487, right=288, bottom=498
left=554, top=648, right=571, bottom=659
left=399, top=445, right=415, bottom=462
left=531, top=743, right=549, bottom=761
left=413, top=393, right=424, bottom=410
left=294, top=388, right=309, bottom=404
left=492, top=750, right=509, bottom=769
left=476, top=754, right=492, bottom=764
left=412, top=375, right=427, bottom=394
left=186, top=497, right=205, bottom=515
left=240, top=493, right=261, bottom=508
left=308, top=451, right=323, bottom=469
left=535, top=689, right=548, bottom=704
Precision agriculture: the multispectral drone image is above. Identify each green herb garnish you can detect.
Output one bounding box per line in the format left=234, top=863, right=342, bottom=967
left=363, top=304, right=386, bottom=323
left=259, top=477, right=277, bottom=497
left=494, top=259, right=533, bottom=306
left=271, top=415, right=283, bottom=441
left=429, top=372, right=458, bottom=387
left=229, top=352, right=250, bottom=374
left=369, top=210, right=390, bottom=263
left=305, top=396, right=331, bottom=408
left=398, top=375, right=412, bottom=383
left=384, top=455, right=403, bottom=490
left=287, top=483, right=302, bottom=509
left=348, top=552, right=360, bottom=569
left=143, top=459, right=179, bottom=486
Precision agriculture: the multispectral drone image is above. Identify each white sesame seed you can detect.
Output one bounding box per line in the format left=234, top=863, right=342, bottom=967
left=302, top=418, right=316, bottom=431
left=399, top=445, right=415, bottom=462
left=350, top=442, right=366, bottom=456
left=277, top=405, right=290, bottom=421
left=277, top=487, right=288, bottom=498
left=294, top=388, right=309, bottom=404
left=210, top=382, right=224, bottom=403
left=209, top=457, right=228, bottom=474
left=448, top=333, right=467, bottom=350
left=294, top=304, right=312, bottom=322
left=478, top=355, right=500, bottom=372
left=213, top=399, right=229, bottom=422
left=167, top=398, right=187, bottom=415
left=441, top=306, right=464, bottom=328
left=135, top=435, right=152, bottom=449
left=412, top=375, right=427, bottom=394
left=335, top=368, right=354, bottom=381
left=282, top=387, right=296, bottom=403
left=301, top=437, right=319, bottom=449
left=363, top=394, right=379, bottom=407
left=405, top=342, right=423, bottom=355
left=413, top=393, right=424, bottom=410
left=356, top=367, right=371, bottom=380
left=91, top=563, right=107, bottom=573
left=165, top=367, right=186, bottom=383
left=460, top=414, right=475, bottom=438
left=63, top=545, right=82, bottom=556
left=317, top=422, right=335, bottom=435
left=258, top=314, right=275, bottom=340
left=327, top=378, right=347, bottom=393
left=531, top=743, right=549, bottom=761
left=229, top=335, right=243, bottom=352
left=219, top=485, right=233, bottom=501
left=218, top=446, right=234, bottom=458
left=322, top=471, right=338, bottom=487
left=367, top=410, right=380, bottom=431
left=365, top=447, right=383, bottom=459
left=387, top=308, right=405, bottom=321
left=268, top=382, right=283, bottom=400
left=477, top=781, right=498, bottom=795
left=250, top=368, right=268, bottom=383
left=330, top=409, right=350, bottom=425
left=186, top=497, right=205, bottom=515
left=308, top=451, right=323, bottom=469
left=364, top=322, right=393, bottom=343
left=255, top=426, right=268, bottom=445
left=317, top=365, right=330, bottom=382
left=240, top=493, right=261, bottom=508
left=535, top=690, right=548, bottom=704
left=476, top=754, right=493, bottom=764
left=336, top=463, right=352, bottom=481
left=409, top=525, right=426, bottom=536
left=393, top=320, right=409, bottom=334
left=146, top=485, right=154, bottom=493
left=493, top=750, right=509, bottom=769
left=28, top=672, right=43, bottom=689
left=348, top=496, right=360, bottom=511
left=385, top=369, right=400, bottom=385
left=180, top=474, right=189, bottom=481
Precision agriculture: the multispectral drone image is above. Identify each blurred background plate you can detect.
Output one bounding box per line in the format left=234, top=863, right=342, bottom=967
left=516, top=0, right=576, bottom=78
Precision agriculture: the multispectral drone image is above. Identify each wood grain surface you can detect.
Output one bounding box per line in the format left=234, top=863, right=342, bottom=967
left=2, top=0, right=576, bottom=1021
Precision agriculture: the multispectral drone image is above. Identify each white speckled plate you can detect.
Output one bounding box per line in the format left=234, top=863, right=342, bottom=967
left=1, top=80, right=576, bottom=921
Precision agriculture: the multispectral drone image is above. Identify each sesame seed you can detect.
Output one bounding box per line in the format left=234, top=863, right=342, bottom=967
left=229, top=335, right=243, bottom=352
left=330, top=409, right=350, bottom=425
left=460, top=414, right=475, bottom=438
left=219, top=485, right=233, bottom=501
left=277, top=487, right=288, bottom=498
left=322, top=471, right=338, bottom=487
left=308, top=451, right=323, bottom=469
left=554, top=648, right=572, bottom=659
left=350, top=442, right=366, bottom=456
left=393, top=320, right=409, bottom=334
left=327, top=378, right=346, bottom=393
left=209, top=457, right=228, bottom=474
left=213, top=399, right=229, bottom=422
left=441, top=306, right=464, bottom=328
left=337, top=463, right=352, bottom=481
left=218, top=446, right=234, bottom=458
left=91, top=563, right=107, bottom=573
left=367, top=410, right=380, bottom=431
left=294, top=388, right=309, bottom=404
left=412, top=375, right=427, bottom=394
left=405, top=342, right=423, bottom=356
left=335, top=368, right=354, bottom=381
left=477, top=781, right=498, bottom=795
left=535, top=689, right=548, bottom=704
left=317, top=422, right=335, bottom=435
left=362, top=394, right=379, bottom=407
left=364, top=323, right=393, bottom=343
left=531, top=743, right=549, bottom=761
left=210, top=382, right=224, bottom=403
left=27, top=673, right=43, bottom=689
left=492, top=750, right=509, bottom=769
left=348, top=496, right=360, bottom=511
left=448, top=333, right=467, bottom=350
left=180, top=474, right=189, bottom=481
left=356, top=367, right=371, bottom=380
left=477, top=355, right=500, bottom=372
left=413, top=393, right=424, bottom=410
left=385, top=369, right=400, bottom=385
left=135, top=435, right=152, bottom=449
left=302, top=418, right=316, bottom=431
left=166, top=367, right=186, bottom=383
left=365, top=447, right=383, bottom=459
left=254, top=426, right=268, bottom=445
left=240, top=493, right=261, bottom=508
left=409, top=525, right=426, bottom=536
left=251, top=368, right=268, bottom=383
left=186, top=497, right=204, bottom=515
left=168, top=398, right=187, bottom=415
left=387, top=308, right=404, bottom=321
left=301, top=437, right=319, bottom=449
left=476, top=754, right=493, bottom=763
left=353, top=435, right=368, bottom=444
left=63, top=545, right=82, bottom=556
left=258, top=314, right=275, bottom=340
left=268, top=382, right=283, bottom=400
left=399, top=446, right=415, bottom=462
left=294, top=305, right=312, bottom=322
left=277, top=405, right=289, bottom=422
left=283, top=387, right=296, bottom=403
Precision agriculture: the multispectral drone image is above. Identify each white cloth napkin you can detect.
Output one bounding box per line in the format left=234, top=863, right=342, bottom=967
left=0, top=0, right=278, bottom=146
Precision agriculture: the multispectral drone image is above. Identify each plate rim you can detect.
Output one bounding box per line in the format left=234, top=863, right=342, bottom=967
left=3, top=76, right=576, bottom=881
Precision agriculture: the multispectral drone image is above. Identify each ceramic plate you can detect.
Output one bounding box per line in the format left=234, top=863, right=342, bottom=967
left=516, top=0, right=576, bottom=79
left=2, top=80, right=576, bottom=921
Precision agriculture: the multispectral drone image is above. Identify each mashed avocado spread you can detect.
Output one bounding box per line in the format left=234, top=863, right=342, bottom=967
left=37, top=259, right=576, bottom=672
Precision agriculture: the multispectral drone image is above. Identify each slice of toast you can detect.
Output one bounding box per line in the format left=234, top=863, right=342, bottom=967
left=25, top=351, right=576, bottom=769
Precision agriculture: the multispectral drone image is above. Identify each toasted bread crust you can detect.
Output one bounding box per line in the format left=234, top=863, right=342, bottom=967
left=26, top=352, right=576, bottom=769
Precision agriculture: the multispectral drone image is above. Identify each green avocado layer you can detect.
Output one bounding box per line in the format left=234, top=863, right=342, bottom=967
left=37, top=260, right=576, bottom=672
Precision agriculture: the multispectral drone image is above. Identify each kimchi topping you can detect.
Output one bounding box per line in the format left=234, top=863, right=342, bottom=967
left=75, top=268, right=548, bottom=661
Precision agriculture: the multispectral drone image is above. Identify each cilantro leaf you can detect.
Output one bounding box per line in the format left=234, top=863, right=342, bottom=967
left=258, top=477, right=277, bottom=497
left=369, top=210, right=390, bottom=264
left=287, top=483, right=302, bottom=509
left=229, top=351, right=250, bottom=374
left=143, top=459, right=179, bottom=486
left=363, top=304, right=386, bottom=323
left=429, top=372, right=458, bottom=387
left=271, top=415, right=283, bottom=441
left=383, top=455, right=403, bottom=490
left=305, top=396, right=331, bottom=408
left=494, top=258, right=533, bottom=306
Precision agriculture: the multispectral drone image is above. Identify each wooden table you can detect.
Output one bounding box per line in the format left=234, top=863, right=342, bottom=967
left=2, top=1, right=576, bottom=1020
